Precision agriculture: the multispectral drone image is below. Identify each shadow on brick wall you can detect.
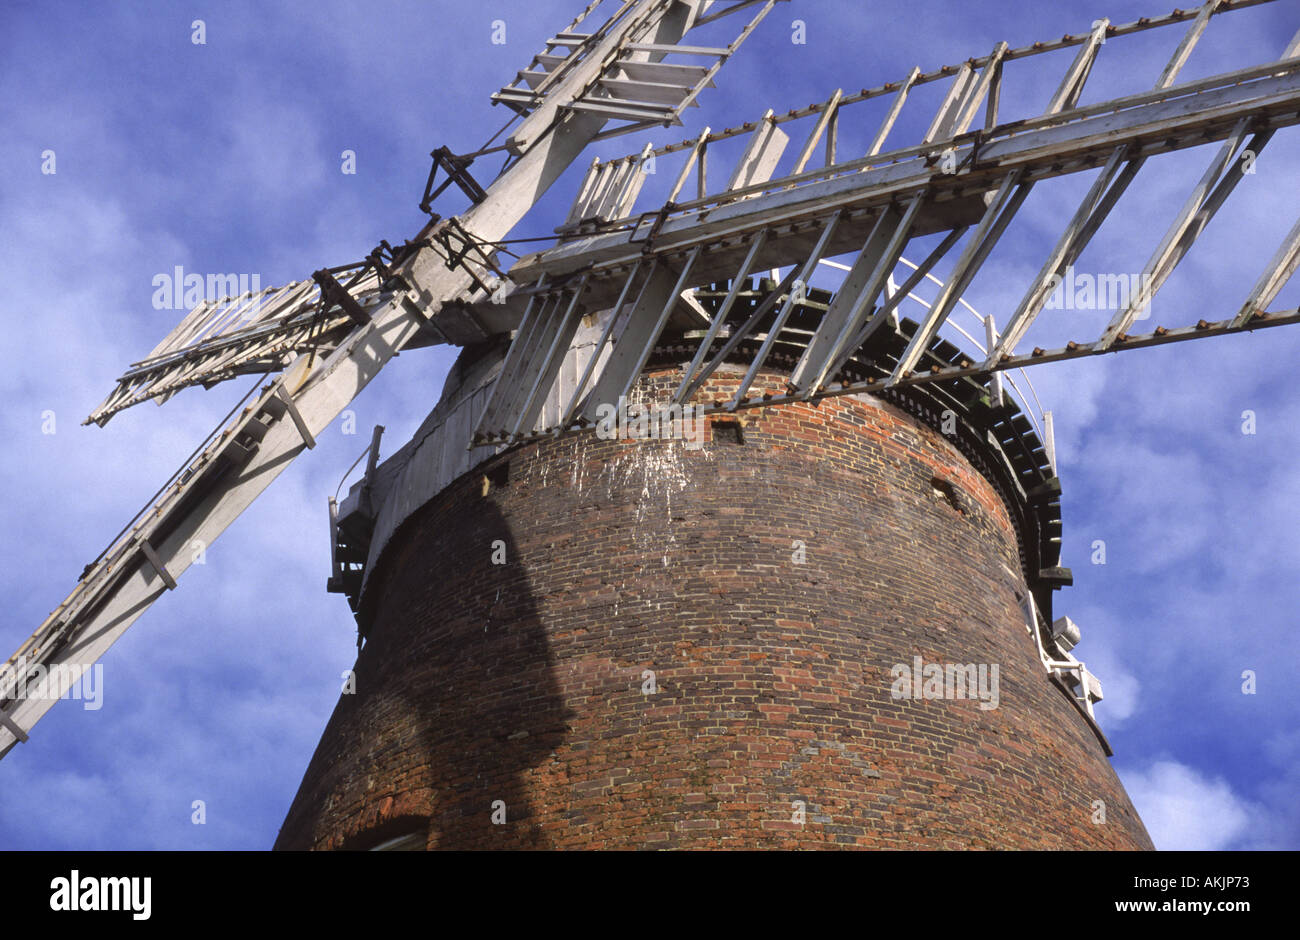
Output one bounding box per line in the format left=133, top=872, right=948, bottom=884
left=415, top=499, right=573, bottom=848
left=274, top=484, right=573, bottom=850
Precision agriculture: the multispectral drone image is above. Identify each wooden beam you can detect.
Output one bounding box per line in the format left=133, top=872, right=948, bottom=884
left=667, top=128, right=710, bottom=204
left=984, top=56, right=1003, bottom=132
left=1232, top=215, right=1300, bottom=327
left=510, top=277, right=590, bottom=438
left=679, top=267, right=801, bottom=403
left=0, top=710, right=28, bottom=744
left=1156, top=0, right=1221, bottom=89
left=983, top=315, right=1004, bottom=406
left=492, top=294, right=566, bottom=433
left=867, top=67, right=920, bottom=158
left=580, top=254, right=700, bottom=421
left=728, top=211, right=843, bottom=407
left=1094, top=118, right=1253, bottom=349
left=951, top=43, right=1010, bottom=136
left=835, top=224, right=967, bottom=374
left=557, top=261, right=650, bottom=430
left=276, top=386, right=318, bottom=450
left=139, top=540, right=177, bottom=591
left=923, top=63, right=975, bottom=145
left=674, top=230, right=769, bottom=403
left=984, top=144, right=1132, bottom=368
left=893, top=171, right=1030, bottom=380
left=475, top=286, right=548, bottom=435
left=566, top=158, right=605, bottom=225
left=790, top=90, right=843, bottom=176
left=726, top=110, right=790, bottom=192
left=795, top=197, right=922, bottom=394
left=1046, top=19, right=1107, bottom=114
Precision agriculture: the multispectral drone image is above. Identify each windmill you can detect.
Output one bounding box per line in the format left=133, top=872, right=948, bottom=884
left=4, top=0, right=1298, bottom=848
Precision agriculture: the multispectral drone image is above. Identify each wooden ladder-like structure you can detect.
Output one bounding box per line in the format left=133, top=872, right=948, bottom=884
left=468, top=0, right=1300, bottom=450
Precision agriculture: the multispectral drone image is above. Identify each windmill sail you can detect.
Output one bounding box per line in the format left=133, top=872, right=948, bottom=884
left=0, top=0, right=773, bottom=758
left=493, top=0, right=781, bottom=147
left=85, top=266, right=384, bottom=427
left=467, top=0, right=1300, bottom=447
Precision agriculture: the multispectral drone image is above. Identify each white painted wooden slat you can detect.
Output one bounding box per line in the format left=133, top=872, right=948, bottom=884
left=565, top=157, right=605, bottom=226
left=518, top=69, right=551, bottom=89
left=475, top=287, right=549, bottom=435
left=1232, top=215, right=1300, bottom=327
left=613, top=154, right=651, bottom=219
left=726, top=110, right=790, bottom=193
left=615, top=59, right=712, bottom=86
left=144, top=298, right=217, bottom=360
left=495, top=294, right=570, bottom=433
left=598, top=77, right=696, bottom=107
left=790, top=90, right=842, bottom=176
left=1094, top=118, right=1252, bottom=349
left=510, top=278, right=589, bottom=438
left=624, top=42, right=731, bottom=56
left=728, top=211, right=843, bottom=408
left=580, top=256, right=696, bottom=421
left=950, top=42, right=1009, bottom=136
left=566, top=99, right=677, bottom=122
left=923, top=63, right=974, bottom=145
left=574, top=161, right=617, bottom=222
left=893, top=171, right=1030, bottom=381
left=1046, top=21, right=1107, bottom=114
left=558, top=260, right=649, bottom=429
left=482, top=293, right=559, bottom=435
left=592, top=160, right=640, bottom=218
left=667, top=129, right=709, bottom=203
left=157, top=298, right=227, bottom=356
left=674, top=229, right=768, bottom=403
left=867, top=67, right=920, bottom=158
left=1157, top=1, right=1221, bottom=89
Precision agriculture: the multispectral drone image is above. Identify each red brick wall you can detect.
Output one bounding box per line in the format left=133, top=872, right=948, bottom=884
left=275, top=369, right=1153, bottom=850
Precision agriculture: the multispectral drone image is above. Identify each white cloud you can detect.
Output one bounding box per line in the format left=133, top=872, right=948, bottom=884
left=1119, top=759, right=1255, bottom=850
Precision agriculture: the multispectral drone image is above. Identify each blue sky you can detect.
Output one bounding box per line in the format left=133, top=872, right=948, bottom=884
left=1, top=0, right=1297, bottom=850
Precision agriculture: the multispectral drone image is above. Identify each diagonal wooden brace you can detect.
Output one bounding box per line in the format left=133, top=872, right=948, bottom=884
left=139, top=540, right=177, bottom=591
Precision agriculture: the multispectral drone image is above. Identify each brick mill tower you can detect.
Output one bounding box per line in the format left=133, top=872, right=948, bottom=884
left=274, top=283, right=1151, bottom=850
left=20, top=0, right=1300, bottom=855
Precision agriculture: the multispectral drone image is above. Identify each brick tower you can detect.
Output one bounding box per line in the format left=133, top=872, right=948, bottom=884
left=275, top=288, right=1153, bottom=850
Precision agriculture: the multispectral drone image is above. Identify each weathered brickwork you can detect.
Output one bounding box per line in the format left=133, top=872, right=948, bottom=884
left=275, top=367, right=1153, bottom=850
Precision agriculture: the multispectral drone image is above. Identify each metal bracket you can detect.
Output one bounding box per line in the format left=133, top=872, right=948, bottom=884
left=360, top=424, right=384, bottom=510
left=429, top=218, right=508, bottom=296
left=628, top=203, right=675, bottom=251
left=419, top=146, right=489, bottom=217
left=312, top=268, right=371, bottom=326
